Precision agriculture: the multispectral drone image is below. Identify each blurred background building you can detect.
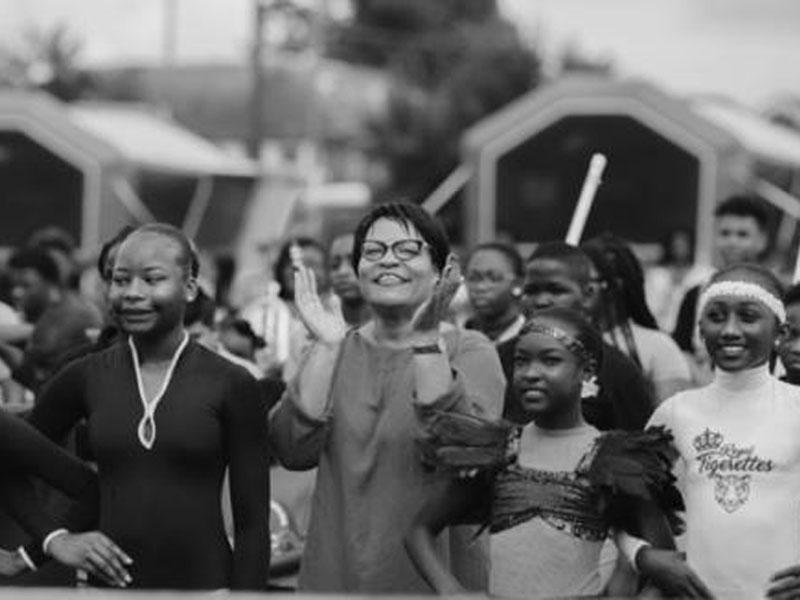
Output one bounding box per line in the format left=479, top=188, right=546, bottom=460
left=1, top=0, right=799, bottom=272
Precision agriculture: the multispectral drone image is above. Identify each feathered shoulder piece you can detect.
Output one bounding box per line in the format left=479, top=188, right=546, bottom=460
left=580, top=425, right=685, bottom=534
left=417, top=410, right=517, bottom=474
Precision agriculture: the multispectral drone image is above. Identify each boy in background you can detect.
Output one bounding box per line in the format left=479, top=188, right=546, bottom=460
left=778, top=283, right=800, bottom=386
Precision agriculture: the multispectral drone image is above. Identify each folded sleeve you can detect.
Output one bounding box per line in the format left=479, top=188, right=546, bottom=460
left=415, top=329, right=506, bottom=422
left=268, top=372, right=332, bottom=471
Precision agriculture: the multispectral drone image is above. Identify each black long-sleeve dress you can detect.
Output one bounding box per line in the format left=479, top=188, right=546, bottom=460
left=29, top=340, right=269, bottom=590
left=0, top=410, right=98, bottom=565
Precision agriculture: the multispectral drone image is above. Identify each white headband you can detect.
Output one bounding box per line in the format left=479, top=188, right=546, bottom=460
left=697, top=280, right=786, bottom=323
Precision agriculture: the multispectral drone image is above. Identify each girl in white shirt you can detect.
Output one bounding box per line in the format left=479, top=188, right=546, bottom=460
left=648, top=263, right=800, bottom=599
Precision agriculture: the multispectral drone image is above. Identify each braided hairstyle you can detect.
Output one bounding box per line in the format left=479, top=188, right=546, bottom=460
left=582, top=234, right=658, bottom=369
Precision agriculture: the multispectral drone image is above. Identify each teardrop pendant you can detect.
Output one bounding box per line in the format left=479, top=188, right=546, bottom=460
left=143, top=419, right=154, bottom=445
left=138, top=415, right=156, bottom=450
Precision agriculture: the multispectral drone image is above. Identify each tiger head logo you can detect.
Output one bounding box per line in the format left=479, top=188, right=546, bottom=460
left=713, top=474, right=751, bottom=513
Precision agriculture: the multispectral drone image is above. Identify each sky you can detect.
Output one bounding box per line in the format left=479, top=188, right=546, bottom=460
left=1, top=0, right=799, bottom=107
left=502, top=0, right=800, bottom=107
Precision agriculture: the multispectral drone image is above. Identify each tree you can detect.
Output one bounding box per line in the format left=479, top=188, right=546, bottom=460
left=327, top=0, right=499, bottom=67
left=0, top=23, right=96, bottom=101
left=328, top=0, right=541, bottom=204
left=558, top=42, right=613, bottom=76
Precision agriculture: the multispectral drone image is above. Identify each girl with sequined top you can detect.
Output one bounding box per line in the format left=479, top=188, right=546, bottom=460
left=406, top=307, right=710, bottom=598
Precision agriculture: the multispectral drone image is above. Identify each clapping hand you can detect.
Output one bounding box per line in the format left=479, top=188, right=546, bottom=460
left=638, top=548, right=713, bottom=599
left=768, top=564, right=800, bottom=599
left=47, top=531, right=133, bottom=588
left=292, top=243, right=347, bottom=346
left=411, top=254, right=462, bottom=335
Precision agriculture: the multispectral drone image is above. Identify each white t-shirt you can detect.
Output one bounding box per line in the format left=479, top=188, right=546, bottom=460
left=648, top=366, right=800, bottom=599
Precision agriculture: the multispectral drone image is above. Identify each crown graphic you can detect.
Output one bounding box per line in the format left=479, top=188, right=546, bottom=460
left=693, top=428, right=723, bottom=453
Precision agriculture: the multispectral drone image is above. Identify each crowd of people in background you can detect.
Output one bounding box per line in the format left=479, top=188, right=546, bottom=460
left=0, top=194, right=798, bottom=597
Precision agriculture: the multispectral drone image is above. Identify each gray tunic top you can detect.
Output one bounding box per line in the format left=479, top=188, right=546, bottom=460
left=270, top=327, right=504, bottom=593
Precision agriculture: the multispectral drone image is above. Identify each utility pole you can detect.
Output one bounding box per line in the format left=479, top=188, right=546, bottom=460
left=163, top=0, right=178, bottom=66
left=160, top=0, right=178, bottom=114
left=249, top=0, right=267, bottom=159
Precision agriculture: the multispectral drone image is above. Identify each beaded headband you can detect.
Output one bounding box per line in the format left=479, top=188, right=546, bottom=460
left=520, top=322, right=598, bottom=372
left=697, top=280, right=786, bottom=323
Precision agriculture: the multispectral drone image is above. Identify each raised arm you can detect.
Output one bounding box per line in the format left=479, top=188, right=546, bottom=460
left=226, top=373, right=270, bottom=590
left=410, top=257, right=484, bottom=410
left=448, top=330, right=505, bottom=418
left=414, top=330, right=505, bottom=436
left=269, top=256, right=346, bottom=470
left=269, top=340, right=343, bottom=469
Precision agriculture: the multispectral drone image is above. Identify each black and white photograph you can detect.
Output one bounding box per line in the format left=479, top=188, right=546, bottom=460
left=0, top=0, right=798, bottom=598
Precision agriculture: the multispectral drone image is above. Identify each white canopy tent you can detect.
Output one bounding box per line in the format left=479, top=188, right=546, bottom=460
left=0, top=91, right=257, bottom=252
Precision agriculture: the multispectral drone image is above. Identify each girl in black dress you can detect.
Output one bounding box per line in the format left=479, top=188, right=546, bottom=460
left=29, top=223, right=269, bottom=590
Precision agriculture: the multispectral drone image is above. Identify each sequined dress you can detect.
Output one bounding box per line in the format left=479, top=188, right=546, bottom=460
left=420, top=413, right=681, bottom=598
left=490, top=424, right=607, bottom=598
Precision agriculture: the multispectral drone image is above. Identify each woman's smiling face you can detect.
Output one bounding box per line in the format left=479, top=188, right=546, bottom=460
left=700, top=293, right=779, bottom=372
left=109, top=232, right=194, bottom=338
left=357, top=217, right=438, bottom=311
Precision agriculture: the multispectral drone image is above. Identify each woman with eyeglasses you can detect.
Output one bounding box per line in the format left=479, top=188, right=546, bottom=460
left=270, top=202, right=505, bottom=593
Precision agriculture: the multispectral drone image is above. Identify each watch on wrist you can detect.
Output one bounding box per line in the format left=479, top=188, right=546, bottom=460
left=412, top=337, right=446, bottom=355
left=412, top=343, right=442, bottom=355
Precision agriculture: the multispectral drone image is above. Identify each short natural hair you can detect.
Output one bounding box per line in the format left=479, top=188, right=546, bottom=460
left=27, top=226, right=76, bottom=255
left=715, top=195, right=768, bottom=230
left=352, top=202, right=450, bottom=272
left=526, top=241, right=593, bottom=287
left=467, top=242, right=524, bottom=278
left=8, top=248, right=62, bottom=286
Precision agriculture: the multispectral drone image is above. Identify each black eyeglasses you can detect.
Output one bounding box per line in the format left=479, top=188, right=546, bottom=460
left=361, top=239, right=428, bottom=262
